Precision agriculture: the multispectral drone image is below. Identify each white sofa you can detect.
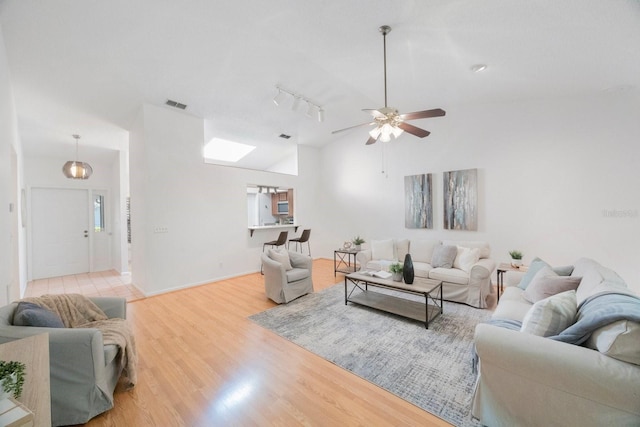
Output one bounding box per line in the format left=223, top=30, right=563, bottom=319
left=472, top=257, right=640, bottom=426
left=355, top=239, right=496, bottom=308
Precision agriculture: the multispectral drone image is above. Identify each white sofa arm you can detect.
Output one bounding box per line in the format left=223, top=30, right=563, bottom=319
left=471, top=258, right=495, bottom=279
left=473, top=324, right=640, bottom=426
left=356, top=250, right=372, bottom=270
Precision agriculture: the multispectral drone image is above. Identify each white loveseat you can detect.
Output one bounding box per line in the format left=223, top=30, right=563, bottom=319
left=472, top=257, right=640, bottom=426
left=355, top=239, right=496, bottom=308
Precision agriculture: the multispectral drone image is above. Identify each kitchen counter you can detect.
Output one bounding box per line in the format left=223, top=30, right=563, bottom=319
left=249, top=224, right=298, bottom=237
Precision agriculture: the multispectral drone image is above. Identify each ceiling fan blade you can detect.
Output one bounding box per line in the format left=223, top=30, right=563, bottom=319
left=331, top=121, right=374, bottom=135
left=362, top=109, right=387, bottom=119
left=365, top=136, right=378, bottom=145
left=399, top=108, right=446, bottom=121
left=398, top=122, right=431, bottom=138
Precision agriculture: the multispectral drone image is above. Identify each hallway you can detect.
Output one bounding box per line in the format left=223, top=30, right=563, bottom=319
left=25, top=270, right=144, bottom=302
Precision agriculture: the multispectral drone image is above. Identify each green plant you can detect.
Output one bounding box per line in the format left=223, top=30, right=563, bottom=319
left=352, top=235, right=366, bottom=245
left=509, top=250, right=523, bottom=260
left=0, top=360, right=26, bottom=399
left=389, top=262, right=403, bottom=274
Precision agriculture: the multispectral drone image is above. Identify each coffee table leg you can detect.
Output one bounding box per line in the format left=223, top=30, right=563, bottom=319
left=344, top=277, right=347, bottom=305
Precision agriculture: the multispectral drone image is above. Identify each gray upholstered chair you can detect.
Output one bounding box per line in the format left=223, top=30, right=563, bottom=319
left=261, top=250, right=313, bottom=303
left=0, top=297, right=127, bottom=426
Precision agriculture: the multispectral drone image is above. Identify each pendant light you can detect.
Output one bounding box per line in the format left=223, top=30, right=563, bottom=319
left=62, top=134, right=93, bottom=179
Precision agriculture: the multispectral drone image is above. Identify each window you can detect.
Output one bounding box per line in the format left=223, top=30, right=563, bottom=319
left=94, top=194, right=105, bottom=232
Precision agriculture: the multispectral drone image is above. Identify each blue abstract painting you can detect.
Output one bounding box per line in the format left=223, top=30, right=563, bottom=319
left=443, top=168, right=478, bottom=231
left=405, top=174, right=433, bottom=229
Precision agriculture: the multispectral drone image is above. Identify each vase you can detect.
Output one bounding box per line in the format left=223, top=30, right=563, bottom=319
left=510, top=258, right=523, bottom=268
left=392, top=272, right=402, bottom=282
left=403, top=253, right=414, bottom=284
left=355, top=244, right=361, bottom=251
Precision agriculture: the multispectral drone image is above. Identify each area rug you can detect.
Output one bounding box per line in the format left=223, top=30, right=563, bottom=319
left=249, top=283, right=491, bottom=427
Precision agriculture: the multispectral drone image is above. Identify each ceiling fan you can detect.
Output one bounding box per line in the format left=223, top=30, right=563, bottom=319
left=332, top=25, right=446, bottom=145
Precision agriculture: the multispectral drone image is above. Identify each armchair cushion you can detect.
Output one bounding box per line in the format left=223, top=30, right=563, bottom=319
left=268, top=248, right=293, bottom=270
left=13, top=302, right=64, bottom=328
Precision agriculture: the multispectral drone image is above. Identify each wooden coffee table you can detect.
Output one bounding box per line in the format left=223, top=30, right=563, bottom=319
left=345, top=271, right=443, bottom=329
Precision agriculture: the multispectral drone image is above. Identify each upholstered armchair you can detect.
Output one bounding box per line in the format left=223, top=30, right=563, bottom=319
left=0, top=297, right=127, bottom=426
left=261, top=250, right=314, bottom=303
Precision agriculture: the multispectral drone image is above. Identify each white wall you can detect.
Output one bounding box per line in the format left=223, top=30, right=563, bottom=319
left=318, top=92, right=640, bottom=294
left=0, top=25, right=25, bottom=304
left=130, top=104, right=322, bottom=296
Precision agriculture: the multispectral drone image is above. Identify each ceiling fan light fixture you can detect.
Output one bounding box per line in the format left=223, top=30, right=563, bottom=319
left=62, top=134, right=93, bottom=179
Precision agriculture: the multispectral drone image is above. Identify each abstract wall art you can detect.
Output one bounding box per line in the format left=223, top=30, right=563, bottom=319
left=443, top=168, right=478, bottom=231
left=404, top=173, right=433, bottom=229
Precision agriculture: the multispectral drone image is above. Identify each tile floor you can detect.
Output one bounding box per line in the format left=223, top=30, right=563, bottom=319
left=25, top=270, right=145, bottom=302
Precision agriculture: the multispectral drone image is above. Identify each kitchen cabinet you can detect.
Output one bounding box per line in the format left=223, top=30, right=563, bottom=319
left=271, top=191, right=294, bottom=216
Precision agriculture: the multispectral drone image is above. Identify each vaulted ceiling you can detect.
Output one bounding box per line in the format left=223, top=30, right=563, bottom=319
left=1, top=0, right=638, bottom=159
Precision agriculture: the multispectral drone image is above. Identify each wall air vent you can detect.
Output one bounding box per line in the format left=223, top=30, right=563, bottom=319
left=279, top=133, right=291, bottom=139
left=165, top=99, right=187, bottom=110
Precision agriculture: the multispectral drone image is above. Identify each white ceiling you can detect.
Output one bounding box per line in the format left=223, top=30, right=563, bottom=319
left=1, top=0, right=639, bottom=159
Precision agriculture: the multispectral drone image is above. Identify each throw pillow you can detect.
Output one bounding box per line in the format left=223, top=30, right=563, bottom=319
left=518, top=257, right=550, bottom=289
left=552, top=265, right=575, bottom=276
left=585, top=320, right=640, bottom=366
left=12, top=301, right=65, bottom=328
left=431, top=245, right=458, bottom=268
left=453, top=246, right=480, bottom=273
left=396, top=239, right=410, bottom=262
left=521, top=290, right=577, bottom=337
left=268, top=248, right=293, bottom=270
left=371, top=239, right=395, bottom=261
left=522, top=266, right=582, bottom=303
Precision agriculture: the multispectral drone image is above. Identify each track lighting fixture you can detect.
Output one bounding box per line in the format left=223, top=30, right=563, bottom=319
left=273, top=86, right=324, bottom=122
left=273, top=88, right=288, bottom=106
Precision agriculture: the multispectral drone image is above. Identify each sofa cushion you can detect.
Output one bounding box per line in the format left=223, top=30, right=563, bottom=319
left=268, top=248, right=292, bottom=270
left=431, top=245, right=457, bottom=268
left=12, top=302, right=65, bottom=328
left=521, top=290, right=577, bottom=337
left=413, top=261, right=433, bottom=279
left=410, top=239, right=440, bottom=263
left=585, top=320, right=640, bottom=365
left=429, top=267, right=469, bottom=285
left=453, top=246, right=480, bottom=273
left=371, top=239, right=395, bottom=261
left=443, top=240, right=490, bottom=259
left=522, top=266, right=582, bottom=303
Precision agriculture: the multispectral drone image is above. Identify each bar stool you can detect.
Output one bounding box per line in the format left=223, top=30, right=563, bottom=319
left=261, top=231, right=288, bottom=274
left=288, top=229, right=311, bottom=256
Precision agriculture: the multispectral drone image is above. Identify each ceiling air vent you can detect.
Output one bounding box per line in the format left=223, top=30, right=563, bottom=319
left=165, top=99, right=187, bottom=110
left=279, top=133, right=291, bottom=139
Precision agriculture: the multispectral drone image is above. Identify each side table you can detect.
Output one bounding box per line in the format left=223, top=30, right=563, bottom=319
left=334, top=249, right=360, bottom=276
left=496, top=262, right=526, bottom=302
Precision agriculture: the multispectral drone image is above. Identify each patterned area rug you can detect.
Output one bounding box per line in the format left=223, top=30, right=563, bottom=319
left=249, top=283, right=491, bottom=427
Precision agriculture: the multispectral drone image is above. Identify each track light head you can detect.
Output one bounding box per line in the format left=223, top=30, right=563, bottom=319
left=273, top=88, right=288, bottom=106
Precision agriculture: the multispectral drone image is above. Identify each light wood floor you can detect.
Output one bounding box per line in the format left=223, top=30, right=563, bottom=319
left=80, top=259, right=494, bottom=426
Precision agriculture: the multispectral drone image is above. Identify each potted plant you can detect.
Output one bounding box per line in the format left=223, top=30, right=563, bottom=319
left=352, top=235, right=366, bottom=251
left=509, top=250, right=524, bottom=267
left=0, top=360, right=26, bottom=399
left=389, top=262, right=403, bottom=282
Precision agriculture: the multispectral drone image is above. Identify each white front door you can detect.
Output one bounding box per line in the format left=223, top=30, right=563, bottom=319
left=31, top=188, right=90, bottom=279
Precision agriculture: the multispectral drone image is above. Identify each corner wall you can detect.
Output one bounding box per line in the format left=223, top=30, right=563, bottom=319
left=318, top=93, right=640, bottom=293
